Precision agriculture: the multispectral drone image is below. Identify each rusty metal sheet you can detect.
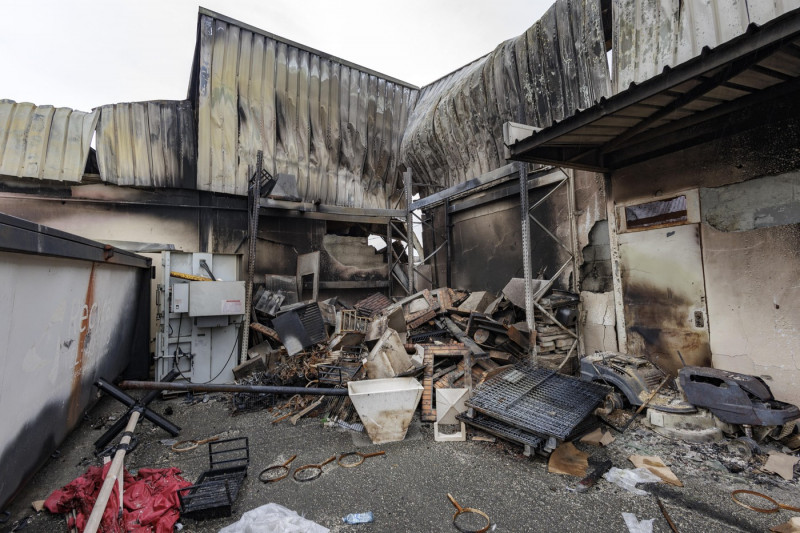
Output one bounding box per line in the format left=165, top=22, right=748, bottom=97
left=95, top=100, right=196, bottom=188
left=401, top=0, right=610, bottom=192
left=192, top=9, right=418, bottom=209
left=618, top=223, right=711, bottom=376
left=612, top=0, right=800, bottom=93
left=0, top=100, right=98, bottom=182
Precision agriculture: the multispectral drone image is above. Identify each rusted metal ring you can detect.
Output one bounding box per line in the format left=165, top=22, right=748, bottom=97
left=448, top=494, right=491, bottom=533
left=731, top=490, right=795, bottom=513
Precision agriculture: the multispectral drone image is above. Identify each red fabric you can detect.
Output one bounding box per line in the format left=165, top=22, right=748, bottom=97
left=44, top=463, right=191, bottom=533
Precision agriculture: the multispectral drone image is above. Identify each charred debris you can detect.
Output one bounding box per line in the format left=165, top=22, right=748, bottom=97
left=54, top=281, right=797, bottom=532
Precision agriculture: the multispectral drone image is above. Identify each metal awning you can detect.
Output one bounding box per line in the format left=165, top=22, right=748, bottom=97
left=504, top=8, right=800, bottom=173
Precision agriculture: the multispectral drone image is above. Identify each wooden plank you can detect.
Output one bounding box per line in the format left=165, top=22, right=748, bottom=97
left=421, top=347, right=436, bottom=422
left=196, top=15, right=214, bottom=191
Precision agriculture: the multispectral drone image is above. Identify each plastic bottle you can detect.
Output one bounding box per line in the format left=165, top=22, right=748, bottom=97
left=342, top=512, right=374, bottom=524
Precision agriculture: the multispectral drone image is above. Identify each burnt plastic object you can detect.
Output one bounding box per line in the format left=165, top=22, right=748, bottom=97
left=178, top=437, right=249, bottom=519
left=679, top=366, right=800, bottom=426
left=580, top=352, right=695, bottom=413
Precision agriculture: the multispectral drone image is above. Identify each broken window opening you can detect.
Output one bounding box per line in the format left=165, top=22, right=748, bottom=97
left=624, top=195, right=688, bottom=229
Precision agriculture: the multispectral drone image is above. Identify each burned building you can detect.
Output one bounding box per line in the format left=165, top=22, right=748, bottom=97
left=1, top=0, right=799, bottom=527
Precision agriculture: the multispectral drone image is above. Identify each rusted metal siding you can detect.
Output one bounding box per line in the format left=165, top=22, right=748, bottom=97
left=400, top=0, right=611, bottom=190
left=95, top=100, right=197, bottom=188
left=193, top=11, right=418, bottom=209
left=0, top=100, right=98, bottom=182
left=612, top=0, right=800, bottom=92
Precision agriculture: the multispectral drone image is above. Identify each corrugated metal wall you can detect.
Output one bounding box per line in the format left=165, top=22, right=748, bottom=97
left=612, top=0, right=800, bottom=92
left=96, top=100, right=196, bottom=188
left=0, top=100, right=98, bottom=182
left=400, top=0, right=611, bottom=190
left=193, top=12, right=419, bottom=209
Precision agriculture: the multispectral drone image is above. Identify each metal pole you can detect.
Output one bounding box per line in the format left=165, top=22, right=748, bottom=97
left=118, top=380, right=350, bottom=396
left=240, top=151, right=264, bottom=364
left=445, top=198, right=452, bottom=288
left=386, top=220, right=393, bottom=295
left=517, top=161, right=536, bottom=360
left=404, top=170, right=414, bottom=294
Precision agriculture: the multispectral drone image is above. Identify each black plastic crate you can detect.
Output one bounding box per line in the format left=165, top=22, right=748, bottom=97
left=178, top=437, right=249, bottom=520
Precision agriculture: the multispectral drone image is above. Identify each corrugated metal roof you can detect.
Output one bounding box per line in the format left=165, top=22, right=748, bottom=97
left=506, top=8, right=800, bottom=172
left=190, top=10, right=419, bottom=209
left=95, top=100, right=196, bottom=188
left=613, top=0, right=800, bottom=93
left=0, top=100, right=98, bottom=182
left=400, top=0, right=611, bottom=190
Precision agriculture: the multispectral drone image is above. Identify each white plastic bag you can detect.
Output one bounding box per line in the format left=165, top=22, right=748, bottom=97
left=603, top=467, right=662, bottom=495
left=622, top=513, right=654, bottom=533
left=218, top=503, right=329, bottom=533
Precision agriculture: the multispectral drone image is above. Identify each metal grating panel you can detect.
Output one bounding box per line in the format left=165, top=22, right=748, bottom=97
left=467, top=365, right=610, bottom=440
left=354, top=292, right=393, bottom=317
left=458, top=412, right=544, bottom=449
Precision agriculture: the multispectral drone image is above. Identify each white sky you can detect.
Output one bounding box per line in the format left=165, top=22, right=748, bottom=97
left=0, top=0, right=553, bottom=113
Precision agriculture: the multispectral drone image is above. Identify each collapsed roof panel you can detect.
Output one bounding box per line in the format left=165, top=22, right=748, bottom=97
left=95, top=100, right=197, bottom=188
left=612, top=0, right=800, bottom=92
left=0, top=100, right=98, bottom=182
left=400, top=0, right=611, bottom=190
left=191, top=10, right=419, bottom=209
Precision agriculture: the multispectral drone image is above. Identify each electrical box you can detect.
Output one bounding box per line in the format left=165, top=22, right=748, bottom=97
left=171, top=283, right=189, bottom=313
left=188, top=281, right=245, bottom=317
left=156, top=252, right=244, bottom=384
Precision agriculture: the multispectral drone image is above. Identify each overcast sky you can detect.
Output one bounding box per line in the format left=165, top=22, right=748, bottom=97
left=1, top=0, right=553, bottom=113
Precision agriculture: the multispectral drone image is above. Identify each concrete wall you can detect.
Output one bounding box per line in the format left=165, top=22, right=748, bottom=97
left=610, top=118, right=800, bottom=406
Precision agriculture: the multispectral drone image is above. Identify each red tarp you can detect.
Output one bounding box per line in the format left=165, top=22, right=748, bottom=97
left=44, top=463, right=191, bottom=533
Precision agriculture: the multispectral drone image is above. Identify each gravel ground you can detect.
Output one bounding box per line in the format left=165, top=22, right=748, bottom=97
left=3, top=392, right=798, bottom=533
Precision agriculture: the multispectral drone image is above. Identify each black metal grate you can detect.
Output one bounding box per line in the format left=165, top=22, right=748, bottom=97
left=466, top=365, right=610, bottom=440
left=457, top=413, right=544, bottom=449
left=294, top=302, right=327, bottom=344
left=408, top=329, right=450, bottom=343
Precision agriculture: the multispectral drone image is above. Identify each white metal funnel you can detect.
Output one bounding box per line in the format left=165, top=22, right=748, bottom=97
left=348, top=378, right=423, bottom=444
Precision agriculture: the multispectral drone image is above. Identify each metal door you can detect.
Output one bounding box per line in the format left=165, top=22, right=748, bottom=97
left=617, top=214, right=711, bottom=376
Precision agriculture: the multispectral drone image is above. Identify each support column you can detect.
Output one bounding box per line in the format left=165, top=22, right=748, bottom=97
left=517, top=162, right=537, bottom=360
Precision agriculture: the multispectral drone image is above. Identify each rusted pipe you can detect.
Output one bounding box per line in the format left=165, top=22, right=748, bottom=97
left=118, top=380, right=349, bottom=396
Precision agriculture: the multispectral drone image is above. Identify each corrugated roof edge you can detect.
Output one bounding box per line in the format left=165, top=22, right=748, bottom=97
left=188, top=6, right=419, bottom=96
